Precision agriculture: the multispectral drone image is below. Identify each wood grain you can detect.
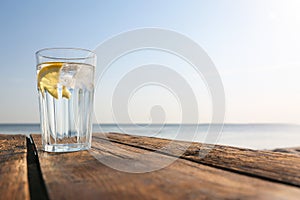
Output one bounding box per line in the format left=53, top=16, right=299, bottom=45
left=273, top=147, right=300, bottom=156
left=93, top=132, right=300, bottom=187
left=31, top=134, right=300, bottom=200
left=0, top=135, right=29, bottom=200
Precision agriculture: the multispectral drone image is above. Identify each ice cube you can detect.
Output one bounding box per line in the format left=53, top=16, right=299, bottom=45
left=59, top=63, right=79, bottom=88
left=74, top=66, right=94, bottom=90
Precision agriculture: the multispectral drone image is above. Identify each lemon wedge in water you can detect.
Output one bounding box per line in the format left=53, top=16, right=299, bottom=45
left=37, top=62, right=71, bottom=99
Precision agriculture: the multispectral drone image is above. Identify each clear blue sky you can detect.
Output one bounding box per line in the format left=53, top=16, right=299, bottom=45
left=0, top=0, right=300, bottom=124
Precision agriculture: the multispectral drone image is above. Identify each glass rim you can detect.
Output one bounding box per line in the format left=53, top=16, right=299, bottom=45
left=35, top=47, right=96, bottom=60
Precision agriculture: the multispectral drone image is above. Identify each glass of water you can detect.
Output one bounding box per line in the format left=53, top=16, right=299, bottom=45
left=36, top=48, right=96, bottom=152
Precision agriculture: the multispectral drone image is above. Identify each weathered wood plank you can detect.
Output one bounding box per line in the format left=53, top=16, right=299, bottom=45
left=0, top=134, right=30, bottom=200
left=273, top=147, right=300, bottom=156
left=93, top=132, right=300, bottom=187
left=32, top=134, right=300, bottom=200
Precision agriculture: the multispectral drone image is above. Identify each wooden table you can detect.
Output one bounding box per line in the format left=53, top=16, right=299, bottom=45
left=1, top=133, right=300, bottom=200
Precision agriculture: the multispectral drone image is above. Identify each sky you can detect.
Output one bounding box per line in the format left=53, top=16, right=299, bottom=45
left=0, top=0, right=300, bottom=124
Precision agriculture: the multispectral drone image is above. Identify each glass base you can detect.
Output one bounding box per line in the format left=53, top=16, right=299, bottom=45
left=43, top=143, right=90, bottom=153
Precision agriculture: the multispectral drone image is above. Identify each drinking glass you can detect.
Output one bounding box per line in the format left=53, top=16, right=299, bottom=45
left=36, top=48, right=96, bottom=152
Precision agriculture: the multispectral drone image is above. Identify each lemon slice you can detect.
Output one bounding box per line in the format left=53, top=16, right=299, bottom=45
left=38, top=62, right=71, bottom=99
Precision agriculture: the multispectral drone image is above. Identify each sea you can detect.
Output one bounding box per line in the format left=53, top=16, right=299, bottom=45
left=0, top=123, right=299, bottom=150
